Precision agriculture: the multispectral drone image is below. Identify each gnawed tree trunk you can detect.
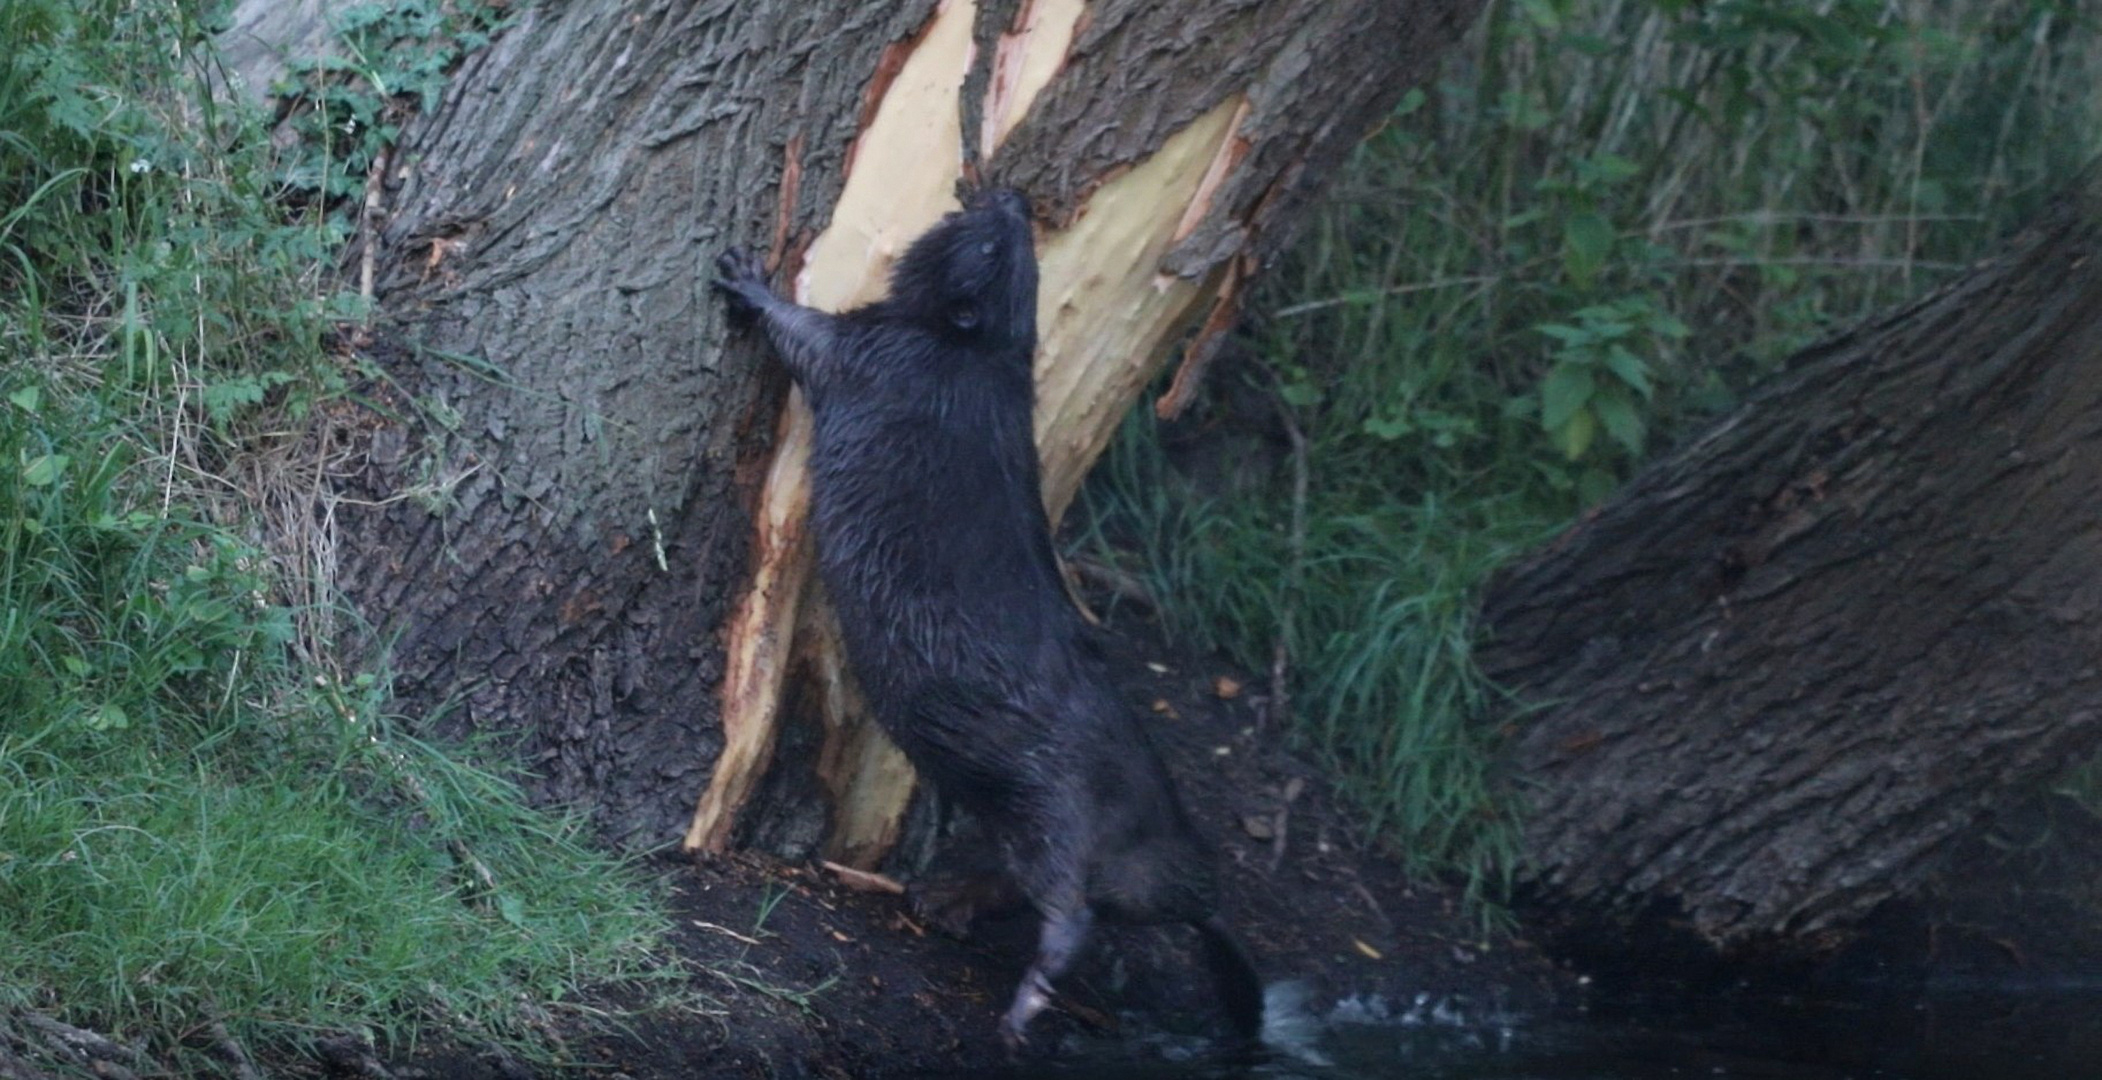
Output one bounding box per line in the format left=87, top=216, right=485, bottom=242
left=1479, top=182, right=2102, bottom=945
left=274, top=0, right=1479, bottom=856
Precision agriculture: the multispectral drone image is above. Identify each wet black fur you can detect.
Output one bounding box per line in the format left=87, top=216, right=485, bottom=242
left=714, top=189, right=1263, bottom=1046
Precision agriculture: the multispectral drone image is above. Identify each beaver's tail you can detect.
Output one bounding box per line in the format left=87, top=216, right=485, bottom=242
left=1194, top=914, right=1264, bottom=1040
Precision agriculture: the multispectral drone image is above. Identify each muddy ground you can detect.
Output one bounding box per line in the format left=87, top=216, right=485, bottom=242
left=386, top=617, right=2102, bottom=1079
left=393, top=622, right=1573, bottom=1079
left=13, top=619, right=2094, bottom=1078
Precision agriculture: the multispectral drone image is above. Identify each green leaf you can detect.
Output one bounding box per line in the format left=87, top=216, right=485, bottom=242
left=1561, top=211, right=1614, bottom=287
left=1602, top=345, right=1654, bottom=398
left=1535, top=322, right=1591, bottom=345
left=1517, top=0, right=1562, bottom=32
left=1279, top=380, right=1323, bottom=408
left=1557, top=408, right=1597, bottom=460
left=87, top=703, right=131, bottom=731
left=7, top=386, right=39, bottom=413
left=1578, top=153, right=1640, bottom=186
left=1578, top=465, right=1621, bottom=506
left=1539, top=364, right=1595, bottom=430
left=1363, top=414, right=1413, bottom=441
left=22, top=453, right=69, bottom=486
left=497, top=892, right=527, bottom=928
left=1593, top=389, right=1647, bottom=454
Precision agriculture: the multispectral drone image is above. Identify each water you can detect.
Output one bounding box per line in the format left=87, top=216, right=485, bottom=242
left=977, top=980, right=2102, bottom=1079
left=1307, top=984, right=2102, bottom=1079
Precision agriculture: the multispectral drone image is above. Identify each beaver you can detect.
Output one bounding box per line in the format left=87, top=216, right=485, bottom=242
left=713, top=188, right=1263, bottom=1048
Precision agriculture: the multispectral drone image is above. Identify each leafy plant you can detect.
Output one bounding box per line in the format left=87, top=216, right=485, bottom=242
left=1078, top=0, right=2102, bottom=908
left=278, top=0, right=515, bottom=204
left=1534, top=295, right=1687, bottom=465
left=0, top=0, right=673, bottom=1067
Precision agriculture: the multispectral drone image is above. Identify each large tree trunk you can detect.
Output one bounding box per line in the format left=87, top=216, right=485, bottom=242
left=304, top=0, right=1479, bottom=856
left=1479, top=181, right=2102, bottom=946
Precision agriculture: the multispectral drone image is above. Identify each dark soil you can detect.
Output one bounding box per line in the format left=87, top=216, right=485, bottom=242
left=395, top=621, right=1572, bottom=1078
left=13, top=624, right=2095, bottom=1078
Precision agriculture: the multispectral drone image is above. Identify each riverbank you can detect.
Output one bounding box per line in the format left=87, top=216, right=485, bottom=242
left=391, top=625, right=1573, bottom=1078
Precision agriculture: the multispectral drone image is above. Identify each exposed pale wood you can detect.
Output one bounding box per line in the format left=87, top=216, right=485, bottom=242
left=682, top=0, right=1485, bottom=861
left=1033, top=95, right=1249, bottom=517
left=686, top=0, right=978, bottom=856
left=691, top=86, right=1260, bottom=859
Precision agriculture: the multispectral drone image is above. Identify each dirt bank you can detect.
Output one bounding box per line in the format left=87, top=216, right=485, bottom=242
left=392, top=621, right=1571, bottom=1078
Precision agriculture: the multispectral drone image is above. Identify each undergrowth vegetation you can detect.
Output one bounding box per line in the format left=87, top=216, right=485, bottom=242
left=1, top=0, right=663, bottom=1066
left=1079, top=0, right=2102, bottom=906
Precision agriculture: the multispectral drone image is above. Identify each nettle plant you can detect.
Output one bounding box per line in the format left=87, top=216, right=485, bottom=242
left=1533, top=294, right=1688, bottom=465
left=278, top=0, right=513, bottom=204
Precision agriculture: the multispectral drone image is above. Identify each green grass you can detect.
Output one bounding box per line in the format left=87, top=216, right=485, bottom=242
left=1078, top=0, right=2102, bottom=910
left=0, top=718, right=664, bottom=1046
left=1, top=0, right=669, bottom=1065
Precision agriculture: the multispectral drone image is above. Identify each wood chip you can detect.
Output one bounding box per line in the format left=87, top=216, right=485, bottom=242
left=1213, top=675, right=1242, bottom=699
left=821, top=860, right=904, bottom=894
left=692, top=920, right=764, bottom=945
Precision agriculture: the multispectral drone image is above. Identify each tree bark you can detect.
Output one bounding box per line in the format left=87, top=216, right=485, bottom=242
left=1479, top=181, right=2102, bottom=946
left=304, top=0, right=1480, bottom=855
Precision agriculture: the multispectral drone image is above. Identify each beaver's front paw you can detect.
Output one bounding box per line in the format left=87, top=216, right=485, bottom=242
left=711, top=246, right=774, bottom=319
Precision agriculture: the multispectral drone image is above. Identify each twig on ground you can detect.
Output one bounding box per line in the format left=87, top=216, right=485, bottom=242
left=1263, top=372, right=1310, bottom=735
left=821, top=860, right=905, bottom=895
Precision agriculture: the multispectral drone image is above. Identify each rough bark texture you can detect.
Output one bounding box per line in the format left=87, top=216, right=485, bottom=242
left=336, top=0, right=940, bottom=848
left=1479, top=183, right=2102, bottom=945
left=316, top=0, right=1480, bottom=854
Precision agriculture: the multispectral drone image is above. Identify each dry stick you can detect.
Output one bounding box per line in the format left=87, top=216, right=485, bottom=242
left=358, top=146, right=391, bottom=309
left=691, top=920, right=765, bottom=946
left=1271, top=275, right=1499, bottom=319
left=1064, top=555, right=1161, bottom=616
left=1265, top=372, right=1310, bottom=738
left=820, top=860, right=905, bottom=895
